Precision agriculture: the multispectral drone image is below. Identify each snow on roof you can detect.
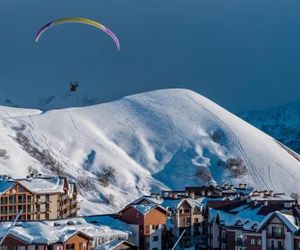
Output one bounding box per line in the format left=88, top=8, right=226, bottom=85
left=161, top=198, right=205, bottom=211
left=0, top=216, right=131, bottom=244
left=0, top=180, right=15, bottom=194
left=258, top=211, right=299, bottom=233
left=131, top=195, right=163, bottom=205
left=209, top=204, right=266, bottom=231
left=132, top=204, right=157, bottom=215
left=249, top=193, right=294, bottom=202
left=96, top=239, right=134, bottom=250
left=161, top=199, right=183, bottom=211
left=235, top=187, right=254, bottom=196
left=17, top=176, right=65, bottom=194
left=83, top=215, right=133, bottom=235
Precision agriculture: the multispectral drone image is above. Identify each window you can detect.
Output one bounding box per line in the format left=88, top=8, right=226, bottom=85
left=152, top=236, right=159, bottom=241
left=66, top=244, right=75, bottom=250
left=36, top=204, right=40, bottom=212
left=46, top=213, right=49, bottom=220
left=0, top=246, right=7, bottom=250
left=46, top=195, right=50, bottom=202
left=15, top=247, right=25, bottom=250
left=187, top=217, right=191, bottom=225
left=79, top=243, right=86, bottom=250
left=257, top=239, right=261, bottom=245
left=184, top=209, right=190, bottom=214
left=152, top=224, right=159, bottom=230
left=145, top=225, right=150, bottom=234
left=250, top=239, right=255, bottom=245
left=18, top=195, right=25, bottom=203
left=56, top=247, right=63, bottom=250
left=9, top=196, right=15, bottom=204
left=1, top=197, right=7, bottom=205
left=194, top=218, right=199, bottom=223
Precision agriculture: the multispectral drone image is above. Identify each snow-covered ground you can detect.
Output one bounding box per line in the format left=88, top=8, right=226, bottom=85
left=0, top=88, right=300, bottom=215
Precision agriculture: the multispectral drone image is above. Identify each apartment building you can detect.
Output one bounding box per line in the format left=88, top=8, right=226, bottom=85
left=161, top=198, right=204, bottom=249
left=1, top=230, right=92, bottom=250
left=0, top=175, right=78, bottom=221
left=118, top=204, right=169, bottom=250
left=207, top=191, right=299, bottom=250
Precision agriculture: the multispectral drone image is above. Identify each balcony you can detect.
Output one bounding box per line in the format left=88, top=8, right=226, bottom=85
left=267, top=232, right=285, bottom=239
left=236, top=239, right=247, bottom=246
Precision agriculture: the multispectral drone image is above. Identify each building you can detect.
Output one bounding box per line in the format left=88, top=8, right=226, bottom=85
left=161, top=198, right=204, bottom=249
left=207, top=191, right=299, bottom=250
left=0, top=228, right=92, bottom=250
left=0, top=175, right=78, bottom=221
left=0, top=215, right=134, bottom=250
left=118, top=204, right=169, bottom=250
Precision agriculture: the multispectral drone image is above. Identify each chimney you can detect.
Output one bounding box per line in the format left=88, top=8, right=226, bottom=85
left=190, top=191, right=195, bottom=199
left=239, top=183, right=243, bottom=188
left=244, top=183, right=247, bottom=189
left=269, top=190, right=274, bottom=197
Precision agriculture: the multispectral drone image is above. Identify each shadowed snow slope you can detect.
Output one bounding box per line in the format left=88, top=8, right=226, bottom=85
left=0, top=89, right=300, bottom=214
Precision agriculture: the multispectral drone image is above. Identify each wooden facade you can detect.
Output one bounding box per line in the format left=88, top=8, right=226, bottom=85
left=0, top=177, right=78, bottom=221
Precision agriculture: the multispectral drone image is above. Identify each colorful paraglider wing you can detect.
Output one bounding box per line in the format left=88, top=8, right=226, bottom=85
left=35, top=17, right=120, bottom=51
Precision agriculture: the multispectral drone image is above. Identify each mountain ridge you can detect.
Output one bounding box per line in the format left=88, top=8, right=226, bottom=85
left=0, top=88, right=300, bottom=215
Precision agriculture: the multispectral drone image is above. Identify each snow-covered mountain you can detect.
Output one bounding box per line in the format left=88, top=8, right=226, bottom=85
left=1, top=89, right=300, bottom=215
left=0, top=87, right=101, bottom=110
left=240, top=100, right=300, bottom=154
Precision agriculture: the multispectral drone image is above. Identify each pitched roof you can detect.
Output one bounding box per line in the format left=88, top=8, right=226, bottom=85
left=258, top=211, right=299, bottom=233
left=0, top=180, right=16, bottom=194
left=0, top=216, right=132, bottom=245
left=96, top=239, right=136, bottom=250
left=17, top=176, right=66, bottom=194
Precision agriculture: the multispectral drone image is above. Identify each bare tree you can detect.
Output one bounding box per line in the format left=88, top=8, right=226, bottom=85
left=97, top=166, right=116, bottom=187
left=195, top=166, right=212, bottom=182
left=0, top=149, right=9, bottom=160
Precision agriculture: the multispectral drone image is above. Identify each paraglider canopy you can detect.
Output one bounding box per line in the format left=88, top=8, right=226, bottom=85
left=35, top=17, right=120, bottom=51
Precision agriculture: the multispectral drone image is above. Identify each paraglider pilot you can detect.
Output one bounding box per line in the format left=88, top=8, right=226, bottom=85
left=70, top=81, right=79, bottom=92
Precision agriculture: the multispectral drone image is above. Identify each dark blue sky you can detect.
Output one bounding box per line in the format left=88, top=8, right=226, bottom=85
left=1, top=0, right=300, bottom=112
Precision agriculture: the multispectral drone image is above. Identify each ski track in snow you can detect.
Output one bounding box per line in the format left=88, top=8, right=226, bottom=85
left=1, top=89, right=300, bottom=214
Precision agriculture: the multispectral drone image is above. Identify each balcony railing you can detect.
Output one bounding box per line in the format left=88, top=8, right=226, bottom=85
left=267, top=232, right=285, bottom=239
left=235, top=239, right=247, bottom=246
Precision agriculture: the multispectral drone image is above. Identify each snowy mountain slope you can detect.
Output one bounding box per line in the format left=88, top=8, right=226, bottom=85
left=240, top=100, right=300, bottom=154
left=1, top=89, right=300, bottom=215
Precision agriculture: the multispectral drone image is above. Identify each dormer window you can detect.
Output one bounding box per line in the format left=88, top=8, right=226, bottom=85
left=284, top=202, right=292, bottom=208
left=236, top=220, right=242, bottom=226
left=252, top=223, right=258, bottom=231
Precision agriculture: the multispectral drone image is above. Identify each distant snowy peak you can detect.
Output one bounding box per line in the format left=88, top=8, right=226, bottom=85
left=0, top=87, right=101, bottom=110
left=240, top=100, right=300, bottom=153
